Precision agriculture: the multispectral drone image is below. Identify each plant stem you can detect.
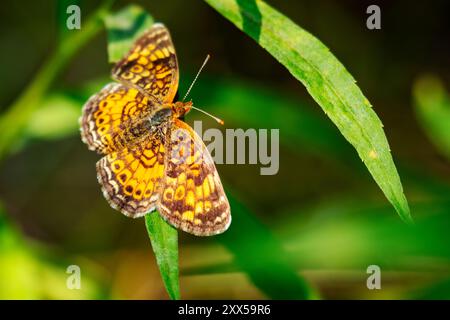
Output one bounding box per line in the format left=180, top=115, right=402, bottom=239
left=0, top=0, right=114, bottom=162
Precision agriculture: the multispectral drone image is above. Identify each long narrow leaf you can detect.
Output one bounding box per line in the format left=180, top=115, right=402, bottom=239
left=413, top=75, right=450, bottom=161
left=204, top=0, right=411, bottom=223
left=145, top=214, right=180, bottom=300
left=104, top=4, right=154, bottom=63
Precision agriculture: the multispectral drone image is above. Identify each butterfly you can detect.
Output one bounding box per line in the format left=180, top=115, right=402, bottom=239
left=79, top=23, right=231, bottom=236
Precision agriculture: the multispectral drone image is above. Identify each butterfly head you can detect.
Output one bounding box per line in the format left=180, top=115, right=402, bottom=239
left=172, top=101, right=193, bottom=118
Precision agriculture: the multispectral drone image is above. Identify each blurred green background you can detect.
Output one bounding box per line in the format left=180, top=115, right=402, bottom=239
left=1, top=0, right=450, bottom=299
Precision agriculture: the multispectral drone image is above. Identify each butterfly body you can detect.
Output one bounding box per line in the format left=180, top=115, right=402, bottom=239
left=79, top=24, right=231, bottom=236
left=109, top=101, right=191, bottom=151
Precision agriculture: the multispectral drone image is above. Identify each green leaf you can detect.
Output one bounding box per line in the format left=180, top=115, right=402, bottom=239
left=203, top=0, right=411, bottom=223
left=25, top=93, right=81, bottom=139
left=0, top=0, right=113, bottom=161
left=145, top=213, right=180, bottom=300
left=413, top=75, right=450, bottom=160
left=186, top=76, right=354, bottom=164
left=104, top=4, right=154, bottom=63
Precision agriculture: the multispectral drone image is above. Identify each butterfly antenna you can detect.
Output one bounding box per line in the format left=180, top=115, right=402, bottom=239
left=182, top=54, right=224, bottom=125
left=182, top=54, right=210, bottom=102
left=191, top=105, right=224, bottom=125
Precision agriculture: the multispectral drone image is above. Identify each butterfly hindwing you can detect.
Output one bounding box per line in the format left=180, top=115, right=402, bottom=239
left=96, top=124, right=168, bottom=217
left=157, top=119, right=231, bottom=236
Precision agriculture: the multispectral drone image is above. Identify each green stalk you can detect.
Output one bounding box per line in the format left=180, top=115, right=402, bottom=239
left=0, top=0, right=114, bottom=161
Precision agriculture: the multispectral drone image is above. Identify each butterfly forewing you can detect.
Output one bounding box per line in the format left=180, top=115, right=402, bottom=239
left=80, top=83, right=158, bottom=154
left=112, top=23, right=179, bottom=104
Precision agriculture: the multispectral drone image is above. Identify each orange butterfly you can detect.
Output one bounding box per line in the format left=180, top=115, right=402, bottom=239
left=79, top=23, right=231, bottom=236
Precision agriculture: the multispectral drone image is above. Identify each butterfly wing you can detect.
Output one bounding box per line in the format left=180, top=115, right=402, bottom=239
left=157, top=119, right=231, bottom=236
left=96, top=123, right=168, bottom=217
left=112, top=23, right=179, bottom=104
left=80, top=83, right=159, bottom=154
